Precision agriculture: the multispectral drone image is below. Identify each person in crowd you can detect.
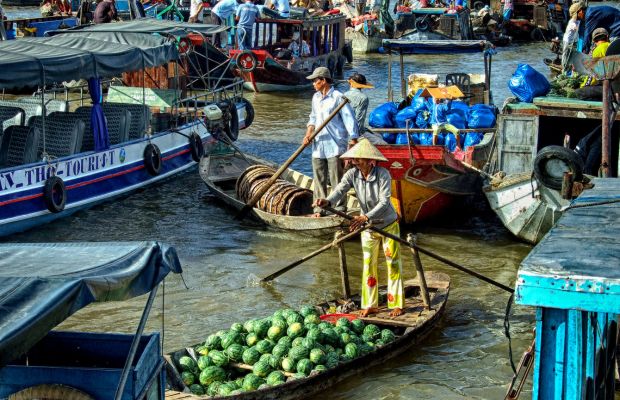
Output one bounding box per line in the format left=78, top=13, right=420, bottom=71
left=40, top=0, right=71, bottom=16
left=268, top=0, right=290, bottom=18
left=188, top=0, right=205, bottom=23
left=344, top=73, right=373, bottom=133
left=287, top=31, right=310, bottom=57
left=313, top=138, right=403, bottom=318
left=562, top=1, right=586, bottom=72
left=502, top=0, right=513, bottom=21
left=236, top=0, right=259, bottom=50
left=591, top=27, right=610, bottom=58
left=93, top=0, right=118, bottom=23
left=210, top=0, right=239, bottom=47
left=304, top=67, right=359, bottom=217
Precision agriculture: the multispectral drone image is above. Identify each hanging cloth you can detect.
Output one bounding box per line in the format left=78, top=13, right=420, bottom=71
left=88, top=77, right=110, bottom=151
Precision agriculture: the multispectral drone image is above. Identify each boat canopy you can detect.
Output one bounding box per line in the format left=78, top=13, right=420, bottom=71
left=47, top=19, right=229, bottom=37
left=0, top=241, right=182, bottom=366
left=0, top=32, right=178, bottom=89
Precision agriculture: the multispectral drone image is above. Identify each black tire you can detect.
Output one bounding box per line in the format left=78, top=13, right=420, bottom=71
left=343, top=43, right=353, bottom=63
left=534, top=145, right=584, bottom=190
left=43, top=176, right=66, bottom=213
left=189, top=132, right=204, bottom=162
left=240, top=97, right=254, bottom=129
left=530, top=28, right=544, bottom=41
left=415, top=18, right=430, bottom=32
left=235, top=51, right=258, bottom=72
left=473, top=0, right=485, bottom=10
left=221, top=101, right=239, bottom=141
left=144, top=143, right=162, bottom=176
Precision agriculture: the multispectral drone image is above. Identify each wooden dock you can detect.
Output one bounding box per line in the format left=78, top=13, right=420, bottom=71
left=515, top=178, right=620, bottom=399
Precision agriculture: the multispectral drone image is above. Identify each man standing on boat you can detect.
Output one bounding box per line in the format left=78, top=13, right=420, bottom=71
left=268, top=0, right=290, bottom=18
left=313, top=139, right=404, bottom=318
left=188, top=0, right=205, bottom=23
left=304, top=67, right=359, bottom=217
left=561, top=1, right=587, bottom=72
left=236, top=0, right=260, bottom=50
left=210, top=0, right=239, bottom=47
left=344, top=73, right=373, bottom=133
left=93, top=0, right=118, bottom=23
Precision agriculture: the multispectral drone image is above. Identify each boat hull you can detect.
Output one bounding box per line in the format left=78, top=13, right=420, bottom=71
left=483, top=172, right=569, bottom=244
left=381, top=39, right=487, bottom=54
left=345, top=30, right=385, bottom=53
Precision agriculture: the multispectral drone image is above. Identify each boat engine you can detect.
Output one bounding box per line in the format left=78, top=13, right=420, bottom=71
left=203, top=104, right=225, bottom=138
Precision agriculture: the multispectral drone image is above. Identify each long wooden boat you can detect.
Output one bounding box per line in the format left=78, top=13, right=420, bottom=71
left=199, top=150, right=359, bottom=235
left=230, top=14, right=352, bottom=92
left=164, top=271, right=450, bottom=400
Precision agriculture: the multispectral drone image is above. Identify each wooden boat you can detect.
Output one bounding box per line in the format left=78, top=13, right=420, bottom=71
left=345, top=28, right=387, bottom=54
left=229, top=14, right=352, bottom=92
left=164, top=271, right=450, bottom=400
left=199, top=149, right=359, bottom=235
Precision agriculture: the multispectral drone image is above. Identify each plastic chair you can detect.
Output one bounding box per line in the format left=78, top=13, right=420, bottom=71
left=445, top=73, right=473, bottom=103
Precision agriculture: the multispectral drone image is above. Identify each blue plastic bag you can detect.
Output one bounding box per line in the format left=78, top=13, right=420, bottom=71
left=394, top=106, right=419, bottom=128
left=419, top=132, right=433, bottom=145
left=446, top=112, right=467, bottom=129
left=444, top=133, right=458, bottom=152
left=416, top=110, right=431, bottom=129
left=508, top=64, right=550, bottom=103
left=449, top=101, right=469, bottom=120
left=382, top=133, right=396, bottom=144
left=369, top=102, right=398, bottom=128
left=464, top=132, right=484, bottom=148
left=395, top=133, right=420, bottom=144
left=467, top=104, right=497, bottom=128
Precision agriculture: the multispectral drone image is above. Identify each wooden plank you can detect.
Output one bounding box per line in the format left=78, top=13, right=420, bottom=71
left=533, top=96, right=603, bottom=110
left=165, top=390, right=201, bottom=399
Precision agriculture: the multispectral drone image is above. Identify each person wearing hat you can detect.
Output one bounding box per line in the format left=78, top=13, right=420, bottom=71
left=591, top=27, right=610, bottom=58
left=561, top=1, right=587, bottom=71
left=304, top=66, right=359, bottom=217
left=287, top=31, right=310, bottom=57
left=344, top=73, right=374, bottom=133
left=313, top=138, right=404, bottom=317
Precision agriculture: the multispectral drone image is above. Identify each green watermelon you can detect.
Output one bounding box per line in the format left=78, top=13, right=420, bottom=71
left=344, top=343, right=359, bottom=359
left=230, top=322, right=245, bottom=333
left=242, top=347, right=261, bottom=365
left=259, top=353, right=272, bottom=364
left=313, top=364, right=328, bottom=373
left=208, top=350, right=228, bottom=367
left=215, top=330, right=228, bottom=338
left=363, top=324, right=381, bottom=341
left=288, top=346, right=309, bottom=363
left=196, top=355, right=213, bottom=370
left=277, top=336, right=293, bottom=348
left=301, top=337, right=316, bottom=350
left=286, top=312, right=304, bottom=325
left=194, top=344, right=208, bottom=356
left=243, top=319, right=257, bottom=334
left=318, top=322, right=332, bottom=331
left=178, top=356, right=197, bottom=373
left=287, top=322, right=305, bottom=339
left=256, top=339, right=275, bottom=354
left=350, top=319, right=365, bottom=334
left=234, top=376, right=244, bottom=388
left=271, top=316, right=288, bottom=330
left=206, top=382, right=221, bottom=397
left=258, top=383, right=271, bottom=390
left=296, top=358, right=312, bottom=376
left=322, top=328, right=339, bottom=346
left=375, top=339, right=386, bottom=347
left=306, top=328, right=323, bottom=343
left=299, top=305, right=319, bottom=317
left=272, top=343, right=289, bottom=358
left=246, top=332, right=259, bottom=347
left=181, top=371, right=195, bottom=386
left=309, top=348, right=326, bottom=365
left=226, top=343, right=244, bottom=362
left=269, top=355, right=282, bottom=370
left=218, top=382, right=236, bottom=396
left=221, top=331, right=242, bottom=349
left=381, top=329, right=396, bottom=343
left=325, top=353, right=339, bottom=368
left=199, top=366, right=226, bottom=386
left=252, top=360, right=272, bottom=378
left=267, top=325, right=284, bottom=341
left=339, top=353, right=352, bottom=362
left=273, top=309, right=286, bottom=319
left=254, top=319, right=271, bottom=339
left=188, top=384, right=205, bottom=395
left=204, top=334, right=221, bottom=350
left=291, top=337, right=304, bottom=348
left=303, top=314, right=321, bottom=325
left=266, top=370, right=286, bottom=386
left=281, top=357, right=295, bottom=372
left=336, top=317, right=351, bottom=329
left=242, top=374, right=265, bottom=391
left=340, top=332, right=352, bottom=345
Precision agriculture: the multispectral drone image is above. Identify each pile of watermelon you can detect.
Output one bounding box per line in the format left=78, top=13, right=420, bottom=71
left=176, top=305, right=396, bottom=397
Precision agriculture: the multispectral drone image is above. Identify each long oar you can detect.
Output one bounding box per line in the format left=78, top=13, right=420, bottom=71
left=322, top=205, right=514, bottom=293
left=235, top=98, right=350, bottom=220
left=260, top=222, right=370, bottom=282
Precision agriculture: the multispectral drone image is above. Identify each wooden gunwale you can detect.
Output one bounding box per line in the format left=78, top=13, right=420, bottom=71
left=165, top=272, right=450, bottom=400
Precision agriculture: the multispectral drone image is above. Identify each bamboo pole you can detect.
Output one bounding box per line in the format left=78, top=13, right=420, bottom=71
left=336, top=230, right=351, bottom=299
left=407, top=234, right=430, bottom=310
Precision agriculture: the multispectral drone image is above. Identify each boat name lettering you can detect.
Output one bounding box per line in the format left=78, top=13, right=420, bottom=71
left=0, top=150, right=116, bottom=192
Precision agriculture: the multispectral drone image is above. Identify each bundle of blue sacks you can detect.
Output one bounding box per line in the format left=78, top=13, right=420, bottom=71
left=368, top=91, right=497, bottom=152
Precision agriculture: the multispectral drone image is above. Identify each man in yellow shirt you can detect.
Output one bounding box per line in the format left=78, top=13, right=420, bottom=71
left=591, top=27, right=610, bottom=58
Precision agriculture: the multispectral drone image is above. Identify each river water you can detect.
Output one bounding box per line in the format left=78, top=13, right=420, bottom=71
left=2, top=16, right=556, bottom=397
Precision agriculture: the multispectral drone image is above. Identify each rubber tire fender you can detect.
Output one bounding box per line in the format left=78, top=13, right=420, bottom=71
left=220, top=100, right=239, bottom=141
left=236, top=50, right=258, bottom=72
left=43, top=175, right=66, bottom=213
left=189, top=132, right=204, bottom=162
left=533, top=145, right=584, bottom=190
left=415, top=18, right=431, bottom=32
left=240, top=97, right=255, bottom=129
left=144, top=143, right=163, bottom=176
left=473, top=0, right=485, bottom=10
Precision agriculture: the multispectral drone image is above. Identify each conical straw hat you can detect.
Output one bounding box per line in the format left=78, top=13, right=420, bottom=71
left=340, top=138, right=387, bottom=161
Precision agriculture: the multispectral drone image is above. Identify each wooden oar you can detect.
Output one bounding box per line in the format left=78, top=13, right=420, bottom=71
left=235, top=97, right=350, bottom=220
left=321, top=205, right=514, bottom=294
left=260, top=222, right=369, bottom=282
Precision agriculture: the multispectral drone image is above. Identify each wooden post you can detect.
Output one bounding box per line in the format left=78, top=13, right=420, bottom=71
left=601, top=79, right=611, bottom=177
left=400, top=53, right=406, bottom=100
left=407, top=233, right=430, bottom=310
left=561, top=172, right=574, bottom=200
left=387, top=49, right=393, bottom=102
left=335, top=230, right=351, bottom=299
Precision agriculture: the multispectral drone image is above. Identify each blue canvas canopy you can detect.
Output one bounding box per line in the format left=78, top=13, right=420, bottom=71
left=582, top=6, right=620, bottom=54
left=47, top=19, right=229, bottom=37
left=0, top=32, right=178, bottom=89
left=0, top=241, right=182, bottom=366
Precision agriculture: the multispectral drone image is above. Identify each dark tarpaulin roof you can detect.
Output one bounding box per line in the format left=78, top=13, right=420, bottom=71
left=0, top=241, right=182, bottom=366
left=47, top=19, right=229, bottom=37
left=0, top=32, right=178, bottom=89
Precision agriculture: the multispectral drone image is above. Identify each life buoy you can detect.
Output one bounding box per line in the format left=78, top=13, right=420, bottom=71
left=240, top=97, right=255, bottom=129
left=43, top=176, right=66, bottom=213
left=219, top=100, right=239, bottom=141
left=415, top=18, right=430, bottom=32
left=144, top=143, right=162, bottom=176
left=343, top=43, right=353, bottom=64
left=189, top=132, right=204, bottom=162
left=533, top=145, right=584, bottom=190
left=236, top=51, right=257, bottom=72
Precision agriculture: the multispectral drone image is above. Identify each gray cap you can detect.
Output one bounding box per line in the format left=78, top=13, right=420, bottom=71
left=306, top=67, right=331, bottom=80
left=593, top=27, right=609, bottom=41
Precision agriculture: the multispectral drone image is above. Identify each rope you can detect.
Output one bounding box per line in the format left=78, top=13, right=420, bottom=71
left=565, top=198, right=620, bottom=209
left=503, top=293, right=518, bottom=376
left=161, top=279, right=165, bottom=355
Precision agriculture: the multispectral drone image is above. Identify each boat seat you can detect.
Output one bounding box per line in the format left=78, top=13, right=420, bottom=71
left=17, top=98, right=69, bottom=114
left=0, top=106, right=25, bottom=131
left=29, top=115, right=85, bottom=158
left=102, top=103, right=151, bottom=140
left=445, top=73, right=472, bottom=101
left=0, top=100, right=42, bottom=125
left=0, top=125, right=41, bottom=167
left=57, top=108, right=131, bottom=152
